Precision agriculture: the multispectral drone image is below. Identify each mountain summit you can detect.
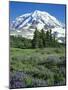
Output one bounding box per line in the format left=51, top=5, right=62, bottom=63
left=10, top=10, right=65, bottom=43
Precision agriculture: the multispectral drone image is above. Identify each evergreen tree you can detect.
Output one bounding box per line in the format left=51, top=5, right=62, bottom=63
left=52, top=34, right=58, bottom=47
left=49, top=29, right=52, bottom=41
left=45, top=30, right=50, bottom=47
left=49, top=29, right=53, bottom=47
left=40, top=29, right=46, bottom=47
left=32, top=28, right=40, bottom=48
left=39, top=38, right=43, bottom=48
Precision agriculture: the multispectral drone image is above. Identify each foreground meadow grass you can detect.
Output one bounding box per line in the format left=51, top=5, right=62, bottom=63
left=10, top=47, right=66, bottom=88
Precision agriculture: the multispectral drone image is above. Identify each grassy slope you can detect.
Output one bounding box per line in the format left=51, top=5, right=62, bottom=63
left=10, top=47, right=65, bottom=57
left=10, top=47, right=66, bottom=88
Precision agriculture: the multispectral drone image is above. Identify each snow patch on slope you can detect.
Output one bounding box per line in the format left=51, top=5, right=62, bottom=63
left=10, top=10, right=65, bottom=43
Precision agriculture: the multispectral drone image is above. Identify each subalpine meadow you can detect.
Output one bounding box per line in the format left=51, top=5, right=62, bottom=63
left=10, top=29, right=66, bottom=88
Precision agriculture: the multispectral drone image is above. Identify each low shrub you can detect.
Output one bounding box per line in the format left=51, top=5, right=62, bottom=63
left=23, top=77, right=33, bottom=87
left=54, top=48, right=61, bottom=53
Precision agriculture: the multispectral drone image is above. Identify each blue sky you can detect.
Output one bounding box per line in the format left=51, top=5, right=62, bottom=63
left=9, top=1, right=66, bottom=24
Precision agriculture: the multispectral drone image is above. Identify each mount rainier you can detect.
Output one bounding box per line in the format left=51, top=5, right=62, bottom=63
left=10, top=10, right=65, bottom=43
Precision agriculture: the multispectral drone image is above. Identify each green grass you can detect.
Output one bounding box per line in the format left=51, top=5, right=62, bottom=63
left=10, top=47, right=66, bottom=87
left=10, top=47, right=65, bottom=57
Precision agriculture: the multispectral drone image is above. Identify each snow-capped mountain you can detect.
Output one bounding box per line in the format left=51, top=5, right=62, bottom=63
left=10, top=10, right=65, bottom=43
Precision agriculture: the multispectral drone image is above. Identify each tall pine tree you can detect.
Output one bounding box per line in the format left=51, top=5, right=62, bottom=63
left=40, top=29, right=46, bottom=47
left=49, top=29, right=53, bottom=47
left=32, top=28, right=40, bottom=48
left=45, top=30, right=50, bottom=47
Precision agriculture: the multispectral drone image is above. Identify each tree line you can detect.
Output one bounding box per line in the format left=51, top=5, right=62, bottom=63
left=32, top=28, right=59, bottom=48
left=10, top=28, right=61, bottom=49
